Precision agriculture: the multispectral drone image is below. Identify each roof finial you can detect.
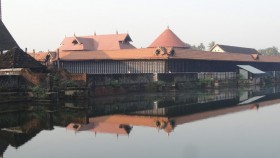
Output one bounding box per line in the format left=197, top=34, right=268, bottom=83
left=94, top=31, right=96, bottom=36
left=116, top=30, right=118, bottom=35
left=74, top=32, right=76, bottom=37
left=167, top=25, right=170, bottom=29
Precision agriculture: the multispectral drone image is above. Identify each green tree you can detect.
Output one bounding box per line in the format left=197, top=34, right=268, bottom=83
left=197, top=43, right=205, bottom=51
left=208, top=41, right=216, bottom=50
left=259, top=46, right=279, bottom=56
left=191, top=43, right=205, bottom=51
left=191, top=45, right=198, bottom=50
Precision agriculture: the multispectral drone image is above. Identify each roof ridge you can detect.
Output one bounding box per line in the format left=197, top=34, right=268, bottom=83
left=218, top=44, right=256, bottom=50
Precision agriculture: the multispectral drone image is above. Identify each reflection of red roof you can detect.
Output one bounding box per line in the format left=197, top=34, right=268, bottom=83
left=66, top=123, right=131, bottom=136
left=148, top=28, right=190, bottom=49
left=59, top=33, right=136, bottom=51
left=173, top=98, right=280, bottom=126
left=89, top=115, right=168, bottom=128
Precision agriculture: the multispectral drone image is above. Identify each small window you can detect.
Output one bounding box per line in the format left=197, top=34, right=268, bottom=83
left=155, top=49, right=161, bottom=55
left=72, top=40, right=78, bottom=45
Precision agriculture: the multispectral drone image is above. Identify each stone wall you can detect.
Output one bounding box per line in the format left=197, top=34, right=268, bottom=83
left=21, top=69, right=47, bottom=87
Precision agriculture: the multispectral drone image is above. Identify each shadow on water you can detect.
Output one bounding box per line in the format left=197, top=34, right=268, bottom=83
left=1, top=85, right=280, bottom=155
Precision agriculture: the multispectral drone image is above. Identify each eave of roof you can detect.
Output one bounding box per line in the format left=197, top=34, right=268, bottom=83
left=55, top=47, right=280, bottom=63
left=57, top=48, right=169, bottom=61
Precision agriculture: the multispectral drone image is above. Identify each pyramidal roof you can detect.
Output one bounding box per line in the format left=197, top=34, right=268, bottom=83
left=0, top=20, right=18, bottom=51
left=148, top=28, right=190, bottom=49
left=0, top=47, right=45, bottom=70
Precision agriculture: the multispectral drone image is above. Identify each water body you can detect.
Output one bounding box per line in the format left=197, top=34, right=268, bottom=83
left=1, top=86, right=280, bottom=158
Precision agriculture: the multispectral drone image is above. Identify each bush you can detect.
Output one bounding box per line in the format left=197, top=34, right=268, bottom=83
left=110, top=80, right=120, bottom=88
left=197, top=78, right=212, bottom=88
left=61, top=80, right=79, bottom=88
left=31, top=86, right=45, bottom=98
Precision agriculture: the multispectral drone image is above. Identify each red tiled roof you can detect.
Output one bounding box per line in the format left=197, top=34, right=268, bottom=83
left=28, top=52, right=57, bottom=62
left=148, top=28, right=190, bottom=49
left=57, top=48, right=170, bottom=61
left=59, top=33, right=136, bottom=51
left=56, top=47, right=280, bottom=63
left=28, top=52, right=47, bottom=62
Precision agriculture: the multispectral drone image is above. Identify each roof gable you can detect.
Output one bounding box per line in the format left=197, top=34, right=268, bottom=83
left=0, top=20, right=18, bottom=50
left=59, top=33, right=135, bottom=51
left=148, top=28, right=190, bottom=49
left=211, top=44, right=259, bottom=54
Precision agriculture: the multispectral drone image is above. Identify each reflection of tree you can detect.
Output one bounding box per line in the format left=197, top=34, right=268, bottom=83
left=0, top=140, right=8, bottom=157
left=0, top=104, right=86, bottom=153
left=0, top=129, right=41, bottom=149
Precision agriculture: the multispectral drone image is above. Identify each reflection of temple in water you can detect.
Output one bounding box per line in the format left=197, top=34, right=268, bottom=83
left=68, top=87, right=280, bottom=136
left=1, top=87, right=280, bottom=155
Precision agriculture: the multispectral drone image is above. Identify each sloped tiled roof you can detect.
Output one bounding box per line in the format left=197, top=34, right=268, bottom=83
left=0, top=20, right=18, bottom=50
left=56, top=47, right=280, bottom=63
left=57, top=48, right=171, bottom=61
left=59, top=33, right=136, bottom=51
left=148, top=28, right=190, bottom=49
left=29, top=51, right=57, bottom=62
left=0, top=47, right=45, bottom=69
left=171, top=48, right=280, bottom=63
left=211, top=44, right=259, bottom=54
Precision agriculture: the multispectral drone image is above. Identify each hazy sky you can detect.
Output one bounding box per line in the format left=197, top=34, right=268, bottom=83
left=2, top=0, right=280, bottom=51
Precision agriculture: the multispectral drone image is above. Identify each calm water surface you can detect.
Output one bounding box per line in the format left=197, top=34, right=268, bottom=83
left=1, top=87, right=280, bottom=158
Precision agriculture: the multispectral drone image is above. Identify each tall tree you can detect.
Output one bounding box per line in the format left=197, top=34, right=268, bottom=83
left=208, top=41, right=216, bottom=50
left=197, top=43, right=205, bottom=51
left=259, top=46, right=279, bottom=56
left=191, top=43, right=205, bottom=51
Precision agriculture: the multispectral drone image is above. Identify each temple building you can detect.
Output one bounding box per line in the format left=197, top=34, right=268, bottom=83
left=54, top=28, right=280, bottom=74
